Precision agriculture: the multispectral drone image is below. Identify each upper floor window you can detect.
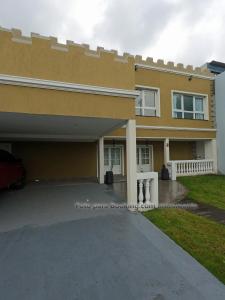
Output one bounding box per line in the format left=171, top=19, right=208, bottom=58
left=172, top=92, right=208, bottom=120
left=135, top=88, right=160, bottom=117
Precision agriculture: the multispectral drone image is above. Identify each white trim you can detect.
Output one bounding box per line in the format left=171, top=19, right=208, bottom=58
left=105, top=136, right=215, bottom=141
left=0, top=133, right=100, bottom=141
left=135, top=63, right=214, bottom=80
left=96, top=143, right=99, bottom=179
left=98, top=137, right=104, bottom=184
left=0, top=73, right=139, bottom=98
left=171, top=90, right=209, bottom=121
left=136, top=125, right=216, bottom=132
left=126, top=120, right=137, bottom=209
left=164, top=138, right=170, bottom=165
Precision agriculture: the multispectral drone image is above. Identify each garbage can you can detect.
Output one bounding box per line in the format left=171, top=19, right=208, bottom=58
left=105, top=171, right=114, bottom=184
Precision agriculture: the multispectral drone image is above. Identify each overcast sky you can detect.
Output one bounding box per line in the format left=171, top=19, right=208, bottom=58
left=1, top=0, right=225, bottom=66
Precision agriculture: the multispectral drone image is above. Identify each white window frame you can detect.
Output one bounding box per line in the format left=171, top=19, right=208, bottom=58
left=135, top=85, right=160, bottom=117
left=171, top=90, right=209, bottom=121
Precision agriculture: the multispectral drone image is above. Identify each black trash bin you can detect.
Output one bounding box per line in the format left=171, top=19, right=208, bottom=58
left=105, top=171, right=114, bottom=184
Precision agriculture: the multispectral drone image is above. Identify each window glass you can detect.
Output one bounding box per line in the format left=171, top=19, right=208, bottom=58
left=135, top=95, right=142, bottom=107
left=141, top=147, right=150, bottom=164
left=173, top=93, right=206, bottom=120
left=144, top=90, right=155, bottom=107
left=184, top=112, right=194, bottom=119
left=0, top=150, right=16, bottom=162
left=143, top=108, right=156, bottom=116
left=173, top=111, right=182, bottom=118
left=183, top=95, right=193, bottom=111
left=135, top=89, right=157, bottom=116
left=136, top=148, right=139, bottom=164
left=195, top=113, right=204, bottom=120
left=173, top=94, right=182, bottom=109
left=104, top=148, right=109, bottom=166
left=195, top=97, right=203, bottom=111
left=135, top=107, right=142, bottom=115
left=111, top=148, right=120, bottom=165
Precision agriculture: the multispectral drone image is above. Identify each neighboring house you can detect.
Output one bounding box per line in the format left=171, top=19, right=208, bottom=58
left=0, top=27, right=217, bottom=206
left=202, top=60, right=225, bottom=75
left=203, top=60, right=225, bottom=175
left=215, top=70, right=225, bottom=174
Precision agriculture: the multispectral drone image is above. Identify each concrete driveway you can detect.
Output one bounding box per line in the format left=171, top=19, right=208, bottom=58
left=0, top=182, right=225, bottom=300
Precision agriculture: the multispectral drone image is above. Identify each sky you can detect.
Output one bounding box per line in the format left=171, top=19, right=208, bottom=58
left=0, top=0, right=225, bottom=66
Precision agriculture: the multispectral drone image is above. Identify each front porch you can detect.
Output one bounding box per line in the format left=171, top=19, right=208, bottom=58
left=102, top=137, right=217, bottom=209
left=103, top=138, right=217, bottom=177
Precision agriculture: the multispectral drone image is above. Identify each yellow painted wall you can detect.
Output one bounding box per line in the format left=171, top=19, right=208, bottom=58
left=109, top=128, right=216, bottom=139
left=0, top=30, right=135, bottom=90
left=151, top=141, right=164, bottom=171
left=0, top=85, right=135, bottom=119
left=12, top=142, right=97, bottom=181
left=135, top=68, right=214, bottom=129
left=169, top=141, right=194, bottom=160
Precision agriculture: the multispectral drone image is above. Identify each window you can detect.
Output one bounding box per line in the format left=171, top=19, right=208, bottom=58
left=173, top=92, right=207, bottom=120
left=135, top=88, right=160, bottom=117
left=141, top=147, right=150, bottom=164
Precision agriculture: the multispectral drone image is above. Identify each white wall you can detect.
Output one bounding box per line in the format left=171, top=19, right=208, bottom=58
left=215, top=72, right=225, bottom=174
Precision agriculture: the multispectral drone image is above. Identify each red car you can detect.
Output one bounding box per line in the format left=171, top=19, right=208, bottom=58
left=0, top=149, right=25, bottom=190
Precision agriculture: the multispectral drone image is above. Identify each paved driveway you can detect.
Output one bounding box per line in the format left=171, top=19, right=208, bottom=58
left=0, top=182, right=225, bottom=300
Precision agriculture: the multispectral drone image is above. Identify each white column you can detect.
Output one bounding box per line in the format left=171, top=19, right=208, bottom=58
left=212, top=139, right=218, bottom=173
left=164, top=138, right=170, bottom=165
left=204, top=139, right=218, bottom=173
left=126, top=119, right=137, bottom=210
left=98, top=137, right=104, bottom=184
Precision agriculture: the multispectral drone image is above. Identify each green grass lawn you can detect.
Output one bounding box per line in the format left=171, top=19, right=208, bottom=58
left=143, top=209, right=225, bottom=285
left=178, top=175, right=225, bottom=210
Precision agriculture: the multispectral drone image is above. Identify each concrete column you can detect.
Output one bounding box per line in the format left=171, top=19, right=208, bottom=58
left=98, top=137, right=104, bottom=184
left=126, top=119, right=137, bottom=210
left=164, top=138, right=170, bottom=165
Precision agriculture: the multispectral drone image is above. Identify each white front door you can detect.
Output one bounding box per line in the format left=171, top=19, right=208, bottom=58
left=136, top=145, right=153, bottom=172
left=104, top=146, right=122, bottom=175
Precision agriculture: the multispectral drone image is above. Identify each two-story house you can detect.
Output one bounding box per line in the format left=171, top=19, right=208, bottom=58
left=0, top=27, right=217, bottom=207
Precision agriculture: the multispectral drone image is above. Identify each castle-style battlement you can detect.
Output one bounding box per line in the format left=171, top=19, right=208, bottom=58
left=0, top=26, right=214, bottom=78
left=134, top=55, right=213, bottom=77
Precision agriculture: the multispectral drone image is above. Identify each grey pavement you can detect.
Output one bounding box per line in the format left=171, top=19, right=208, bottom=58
left=0, top=182, right=225, bottom=300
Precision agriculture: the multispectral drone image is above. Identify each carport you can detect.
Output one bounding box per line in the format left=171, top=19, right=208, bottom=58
left=0, top=110, right=137, bottom=208
left=0, top=111, right=127, bottom=182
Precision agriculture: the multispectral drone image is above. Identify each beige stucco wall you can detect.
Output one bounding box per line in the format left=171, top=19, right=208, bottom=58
left=169, top=141, right=194, bottom=160
left=109, top=128, right=216, bottom=139
left=12, top=142, right=97, bottom=181
left=0, top=30, right=135, bottom=90
left=135, top=68, right=215, bottom=130
left=0, top=85, right=135, bottom=120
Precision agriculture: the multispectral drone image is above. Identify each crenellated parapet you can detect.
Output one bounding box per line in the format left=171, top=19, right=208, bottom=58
left=0, top=26, right=133, bottom=63
left=0, top=26, right=214, bottom=79
left=134, top=55, right=214, bottom=78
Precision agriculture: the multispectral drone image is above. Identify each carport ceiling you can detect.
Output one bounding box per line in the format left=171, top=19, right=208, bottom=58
left=0, top=112, right=126, bottom=141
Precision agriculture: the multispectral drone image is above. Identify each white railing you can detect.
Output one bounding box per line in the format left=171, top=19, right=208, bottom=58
left=167, top=159, right=215, bottom=181
left=137, top=172, right=158, bottom=211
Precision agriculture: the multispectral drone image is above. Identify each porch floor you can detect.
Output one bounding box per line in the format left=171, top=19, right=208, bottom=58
left=111, top=178, right=188, bottom=204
